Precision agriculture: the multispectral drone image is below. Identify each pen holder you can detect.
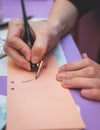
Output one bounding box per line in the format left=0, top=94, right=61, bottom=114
left=23, top=25, right=39, bottom=71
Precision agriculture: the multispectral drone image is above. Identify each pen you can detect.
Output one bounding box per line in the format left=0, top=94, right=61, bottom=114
left=21, top=0, right=43, bottom=79
left=21, top=0, right=38, bottom=71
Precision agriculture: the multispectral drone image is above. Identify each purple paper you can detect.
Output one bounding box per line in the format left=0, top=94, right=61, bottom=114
left=0, top=76, right=7, bottom=95
left=2, top=0, right=53, bottom=18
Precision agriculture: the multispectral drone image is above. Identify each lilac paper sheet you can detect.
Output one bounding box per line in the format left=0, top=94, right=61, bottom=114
left=0, top=76, right=7, bottom=96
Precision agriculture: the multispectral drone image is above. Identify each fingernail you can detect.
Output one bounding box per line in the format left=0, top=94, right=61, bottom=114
left=58, top=66, right=65, bottom=72
left=57, top=72, right=65, bottom=80
left=81, top=89, right=90, bottom=97
left=62, top=79, right=71, bottom=88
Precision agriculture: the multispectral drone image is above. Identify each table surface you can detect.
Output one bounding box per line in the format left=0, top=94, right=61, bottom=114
left=1, top=0, right=100, bottom=130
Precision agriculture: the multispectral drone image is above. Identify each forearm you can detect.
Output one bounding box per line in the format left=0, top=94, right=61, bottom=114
left=47, top=0, right=79, bottom=38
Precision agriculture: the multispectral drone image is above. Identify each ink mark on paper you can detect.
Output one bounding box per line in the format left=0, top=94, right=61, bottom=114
left=21, top=78, right=35, bottom=83
left=11, top=88, right=15, bottom=90
left=11, top=81, right=15, bottom=84
left=10, top=81, right=15, bottom=90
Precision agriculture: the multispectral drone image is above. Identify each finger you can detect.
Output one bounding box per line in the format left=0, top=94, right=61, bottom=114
left=58, top=58, right=92, bottom=72
left=6, top=19, right=31, bottom=61
left=82, top=53, right=88, bottom=58
left=31, top=35, right=48, bottom=63
left=6, top=37, right=31, bottom=61
left=56, top=66, right=97, bottom=81
left=4, top=45, right=30, bottom=70
left=8, top=18, right=24, bottom=37
left=81, top=88, right=100, bottom=101
left=62, top=77, right=100, bottom=89
left=42, top=56, right=48, bottom=68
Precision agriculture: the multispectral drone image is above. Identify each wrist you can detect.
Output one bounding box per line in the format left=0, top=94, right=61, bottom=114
left=47, top=18, right=65, bottom=38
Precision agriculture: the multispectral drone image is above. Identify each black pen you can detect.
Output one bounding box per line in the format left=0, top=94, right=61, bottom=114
left=21, top=0, right=44, bottom=78
left=20, top=0, right=38, bottom=71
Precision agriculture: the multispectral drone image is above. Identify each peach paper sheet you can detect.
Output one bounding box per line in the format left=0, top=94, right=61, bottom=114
left=7, top=55, right=85, bottom=130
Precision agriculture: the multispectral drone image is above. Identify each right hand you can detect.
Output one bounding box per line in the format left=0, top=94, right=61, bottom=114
left=4, top=18, right=61, bottom=70
left=4, top=18, right=31, bottom=70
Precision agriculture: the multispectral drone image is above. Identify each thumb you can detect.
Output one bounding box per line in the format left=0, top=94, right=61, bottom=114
left=31, top=37, right=48, bottom=64
left=82, top=53, right=88, bottom=58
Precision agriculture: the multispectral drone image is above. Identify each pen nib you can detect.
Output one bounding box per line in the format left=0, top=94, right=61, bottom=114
left=35, top=61, right=44, bottom=79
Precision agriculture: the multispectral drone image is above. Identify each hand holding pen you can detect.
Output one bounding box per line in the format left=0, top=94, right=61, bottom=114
left=20, top=0, right=43, bottom=78
left=4, top=1, right=60, bottom=73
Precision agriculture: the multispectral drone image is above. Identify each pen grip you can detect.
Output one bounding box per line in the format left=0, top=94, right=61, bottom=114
left=20, top=0, right=38, bottom=71
left=24, top=26, right=38, bottom=71
left=24, top=26, right=35, bottom=48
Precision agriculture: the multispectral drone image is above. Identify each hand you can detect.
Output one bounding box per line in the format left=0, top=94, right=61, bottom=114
left=4, top=18, right=31, bottom=70
left=56, top=53, right=100, bottom=101
left=4, top=19, right=61, bottom=70
left=29, top=20, right=62, bottom=63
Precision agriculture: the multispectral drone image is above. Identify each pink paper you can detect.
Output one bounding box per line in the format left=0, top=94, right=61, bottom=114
left=7, top=55, right=85, bottom=130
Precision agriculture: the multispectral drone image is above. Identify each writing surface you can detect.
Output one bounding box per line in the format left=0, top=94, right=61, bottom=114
left=7, top=55, right=85, bottom=130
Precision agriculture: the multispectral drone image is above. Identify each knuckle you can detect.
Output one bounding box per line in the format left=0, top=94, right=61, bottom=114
left=19, top=44, right=27, bottom=55
left=20, top=47, right=25, bottom=55
left=6, top=36, right=13, bottom=43
left=87, top=67, right=96, bottom=77
left=19, top=43, right=24, bottom=50
left=94, top=79, right=100, bottom=88
left=9, top=19, right=16, bottom=25
left=74, top=78, right=83, bottom=85
left=65, top=63, right=72, bottom=70
left=9, top=18, right=21, bottom=25
left=65, top=72, right=73, bottom=79
left=84, top=58, right=92, bottom=66
left=36, top=45, right=46, bottom=56
left=8, top=19, right=24, bottom=31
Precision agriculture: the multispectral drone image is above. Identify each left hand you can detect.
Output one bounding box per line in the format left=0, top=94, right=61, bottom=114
left=56, top=53, right=100, bottom=101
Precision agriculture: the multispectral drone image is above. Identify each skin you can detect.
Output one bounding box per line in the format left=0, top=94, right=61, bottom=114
left=56, top=53, right=100, bottom=101
left=4, top=0, right=100, bottom=101
left=4, top=0, right=78, bottom=70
